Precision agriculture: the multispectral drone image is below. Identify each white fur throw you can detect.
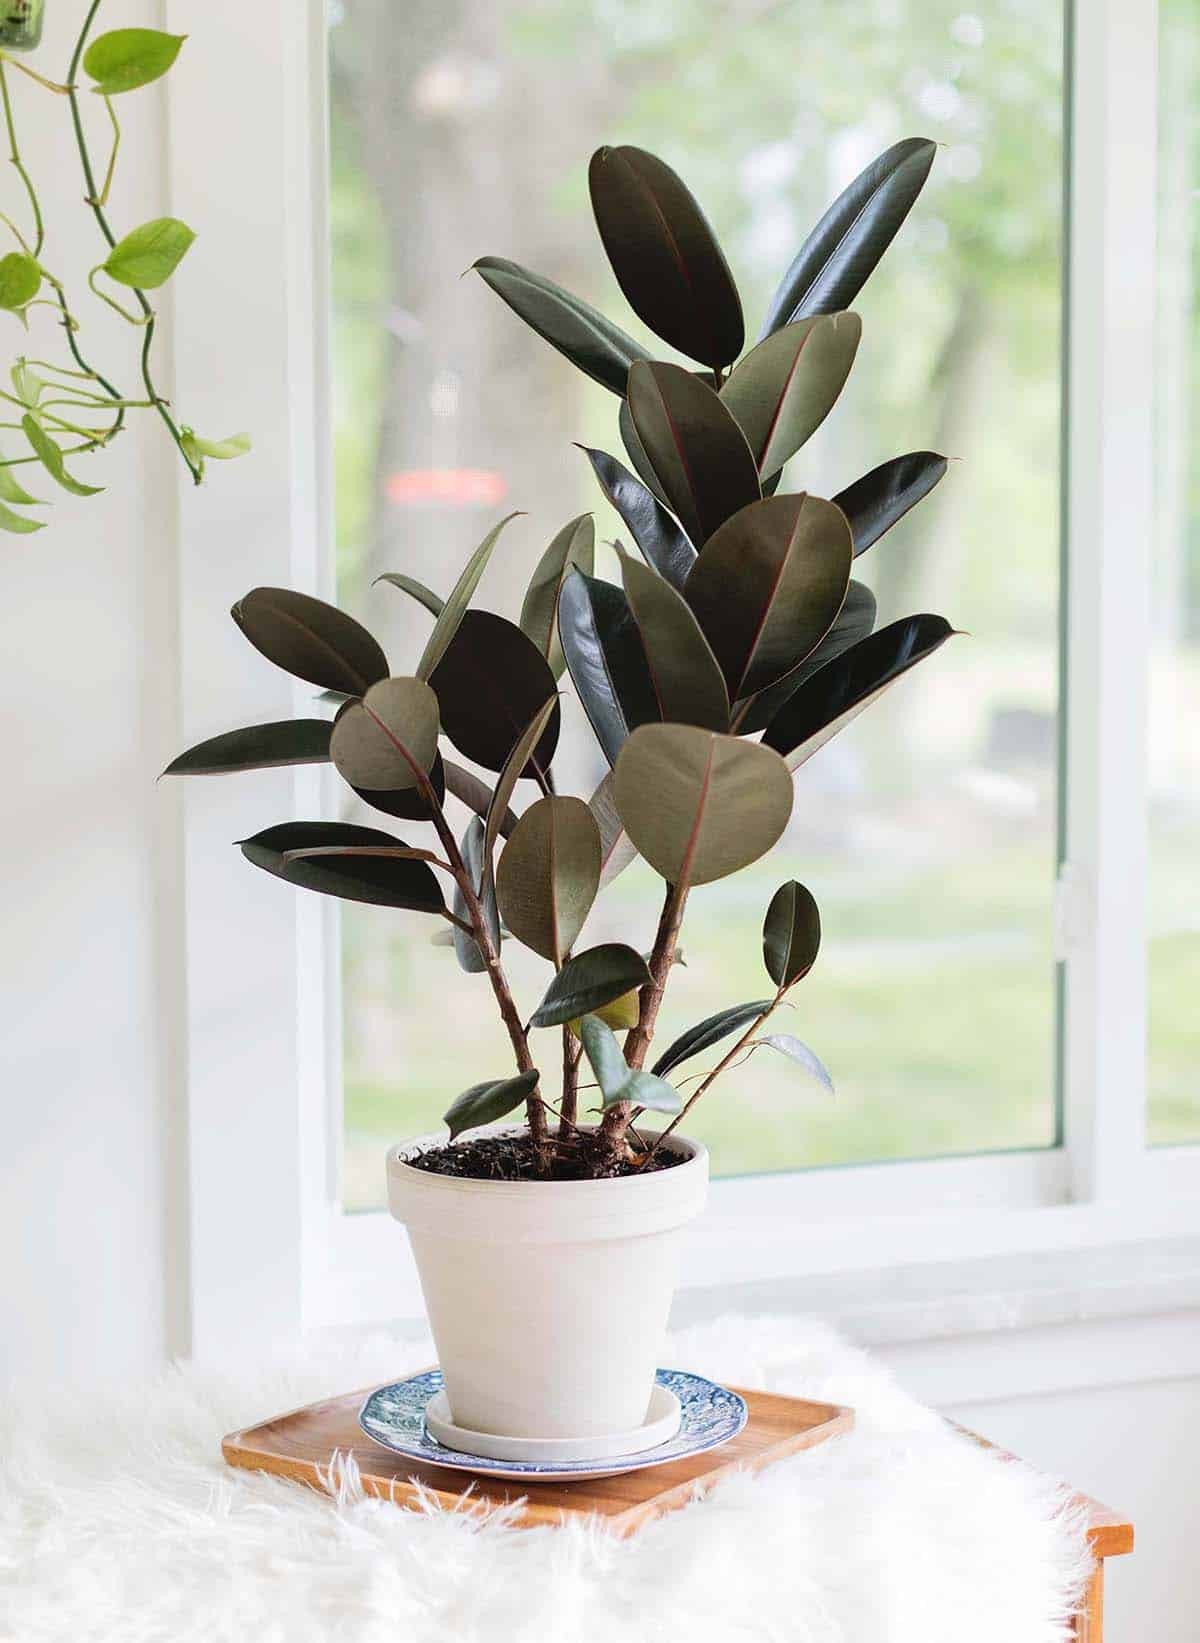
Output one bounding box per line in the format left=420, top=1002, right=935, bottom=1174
left=0, top=1316, right=1093, bottom=1643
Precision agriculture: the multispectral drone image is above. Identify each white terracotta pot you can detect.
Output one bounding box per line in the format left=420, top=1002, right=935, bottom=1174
left=386, top=1127, right=708, bottom=1443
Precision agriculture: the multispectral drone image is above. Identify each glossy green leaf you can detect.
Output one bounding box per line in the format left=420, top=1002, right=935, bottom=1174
left=444, top=1069, right=540, bottom=1140
left=684, top=493, right=852, bottom=702
left=239, top=821, right=443, bottom=914
left=626, top=361, right=760, bottom=546
left=619, top=1068, right=684, bottom=1114
left=760, top=138, right=936, bottom=334
left=578, top=1015, right=682, bottom=1114
left=444, top=760, right=518, bottom=840
left=430, top=610, right=559, bottom=776
left=373, top=572, right=444, bottom=619
left=162, top=718, right=331, bottom=776
left=613, top=724, right=793, bottom=887
left=721, top=313, right=861, bottom=477
left=0, top=496, right=43, bottom=533
left=417, top=511, right=520, bottom=680
left=0, top=452, right=41, bottom=506
left=0, top=252, right=40, bottom=310
left=472, top=256, right=651, bottom=395
left=519, top=513, right=595, bottom=678
left=762, top=881, right=821, bottom=988
left=453, top=815, right=500, bottom=974
left=21, top=415, right=102, bottom=496
left=618, top=547, right=729, bottom=731
left=483, top=696, right=561, bottom=886
left=232, top=586, right=388, bottom=695
left=557, top=567, right=659, bottom=767
left=588, top=144, right=743, bottom=369
left=329, top=676, right=439, bottom=791
left=759, top=1034, right=835, bottom=1095
left=589, top=769, right=638, bottom=888
left=650, top=1000, right=772, bottom=1079
left=735, top=580, right=876, bottom=734
left=529, top=942, right=652, bottom=1029
left=763, top=615, right=957, bottom=770
left=496, top=795, right=601, bottom=964
left=578, top=444, right=695, bottom=591
left=834, top=451, right=948, bottom=556
left=103, top=217, right=195, bottom=289
left=179, top=429, right=250, bottom=476
left=83, top=27, right=185, bottom=94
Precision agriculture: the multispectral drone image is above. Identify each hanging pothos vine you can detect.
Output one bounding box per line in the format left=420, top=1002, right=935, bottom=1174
left=0, top=3, right=248, bottom=533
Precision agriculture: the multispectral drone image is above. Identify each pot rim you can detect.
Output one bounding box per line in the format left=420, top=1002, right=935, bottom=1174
left=387, top=1122, right=707, bottom=1195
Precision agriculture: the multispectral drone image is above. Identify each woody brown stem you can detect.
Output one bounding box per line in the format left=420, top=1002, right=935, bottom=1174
left=559, top=1028, right=581, bottom=1133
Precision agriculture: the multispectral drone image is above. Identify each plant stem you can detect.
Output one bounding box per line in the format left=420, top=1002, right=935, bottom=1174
left=0, top=60, right=42, bottom=256
left=559, top=1028, right=581, bottom=1132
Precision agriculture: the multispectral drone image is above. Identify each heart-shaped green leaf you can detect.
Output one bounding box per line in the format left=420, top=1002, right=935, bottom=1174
left=529, top=942, right=652, bottom=1029
left=578, top=1014, right=682, bottom=1113
left=579, top=445, right=695, bottom=591
left=650, top=1000, right=773, bottom=1078
left=557, top=568, right=659, bottom=767
left=232, top=587, right=388, bottom=695
left=760, top=138, right=936, bottom=334
left=684, top=493, right=852, bottom=702
left=163, top=718, right=332, bottom=776
left=374, top=572, right=444, bottom=618
left=417, top=512, right=521, bottom=680
left=763, top=881, right=821, bottom=988
left=618, top=547, right=729, bottom=731
left=519, top=513, right=595, bottom=678
left=430, top=610, right=559, bottom=776
left=759, top=1034, right=834, bottom=1095
left=21, top=416, right=103, bottom=496
left=834, top=451, right=948, bottom=556
left=0, top=252, right=40, bottom=311
left=103, top=217, right=195, bottom=289
left=589, top=769, right=638, bottom=888
left=588, top=144, right=743, bottom=369
left=483, top=696, right=560, bottom=873
left=763, top=615, right=957, bottom=770
left=613, top=724, right=793, bottom=887
left=83, top=27, right=185, bottom=94
left=453, top=815, right=500, bottom=974
left=444, top=1069, right=540, bottom=1140
left=721, top=313, right=861, bottom=477
left=627, top=361, right=760, bottom=546
left=444, top=760, right=518, bottom=840
left=472, top=256, right=651, bottom=395
left=329, top=677, right=439, bottom=791
left=735, top=580, right=876, bottom=734
left=239, top=821, right=443, bottom=914
left=497, top=795, right=601, bottom=965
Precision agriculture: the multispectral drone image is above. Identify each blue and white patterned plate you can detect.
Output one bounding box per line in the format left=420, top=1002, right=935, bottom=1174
left=358, top=1368, right=748, bottom=1482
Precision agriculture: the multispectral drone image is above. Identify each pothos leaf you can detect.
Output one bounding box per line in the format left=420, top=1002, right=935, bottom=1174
left=103, top=217, right=195, bottom=289
left=21, top=415, right=103, bottom=496
left=83, top=28, right=186, bottom=95
left=0, top=252, right=41, bottom=311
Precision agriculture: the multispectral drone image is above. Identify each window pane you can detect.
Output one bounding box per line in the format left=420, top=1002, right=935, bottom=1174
left=329, top=0, right=1064, bottom=1209
left=1150, top=0, right=1200, bottom=1144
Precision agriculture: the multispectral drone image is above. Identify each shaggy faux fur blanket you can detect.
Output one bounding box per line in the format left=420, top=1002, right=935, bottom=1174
left=0, top=1316, right=1092, bottom=1643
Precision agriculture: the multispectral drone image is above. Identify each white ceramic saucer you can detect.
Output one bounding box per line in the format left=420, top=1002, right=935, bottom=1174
left=423, top=1381, right=681, bottom=1465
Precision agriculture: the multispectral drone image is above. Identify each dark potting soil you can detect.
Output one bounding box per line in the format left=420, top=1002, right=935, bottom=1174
left=405, top=1129, right=688, bottom=1182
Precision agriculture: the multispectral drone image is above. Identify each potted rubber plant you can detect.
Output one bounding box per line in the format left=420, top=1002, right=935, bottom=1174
left=167, top=137, right=956, bottom=1455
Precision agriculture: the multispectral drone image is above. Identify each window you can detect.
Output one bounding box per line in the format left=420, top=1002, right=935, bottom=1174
left=328, top=0, right=1066, bottom=1208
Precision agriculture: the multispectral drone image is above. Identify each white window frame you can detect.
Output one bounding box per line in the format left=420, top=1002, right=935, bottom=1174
left=167, top=0, right=1200, bottom=1356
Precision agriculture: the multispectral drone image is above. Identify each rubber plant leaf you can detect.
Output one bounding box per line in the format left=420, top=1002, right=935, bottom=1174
left=735, top=580, right=876, bottom=734
left=163, top=718, right=332, bottom=776
left=588, top=144, right=743, bottom=369
left=578, top=1014, right=682, bottom=1114
left=759, top=138, right=936, bottom=335
left=650, top=999, right=773, bottom=1079
left=626, top=361, right=760, bottom=546
left=618, top=395, right=672, bottom=508
left=762, top=881, right=821, bottom=988
left=529, top=942, right=652, bottom=1029
left=239, top=821, right=443, bottom=914
left=762, top=614, right=957, bottom=771
left=444, top=760, right=518, bottom=840
left=472, top=256, right=651, bottom=395
left=519, top=513, right=595, bottom=679
left=453, top=814, right=501, bottom=975
left=759, top=1034, right=835, bottom=1095
left=352, top=751, right=446, bottom=824
left=612, top=724, right=793, bottom=887
left=557, top=567, right=659, bottom=767
left=373, top=572, right=444, bottom=618
left=329, top=676, right=440, bottom=792
left=617, top=546, right=729, bottom=731
left=578, top=444, right=695, bottom=591
left=443, top=1069, right=540, bottom=1141
left=720, top=313, right=862, bottom=478
left=483, top=695, right=560, bottom=877
left=589, top=768, right=638, bottom=888
left=833, top=450, right=948, bottom=556
left=232, top=586, right=388, bottom=695
left=684, top=493, right=852, bottom=702
left=417, top=511, right=522, bottom=680
left=82, top=28, right=186, bottom=94
left=430, top=610, right=560, bottom=776
left=496, top=795, right=601, bottom=965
